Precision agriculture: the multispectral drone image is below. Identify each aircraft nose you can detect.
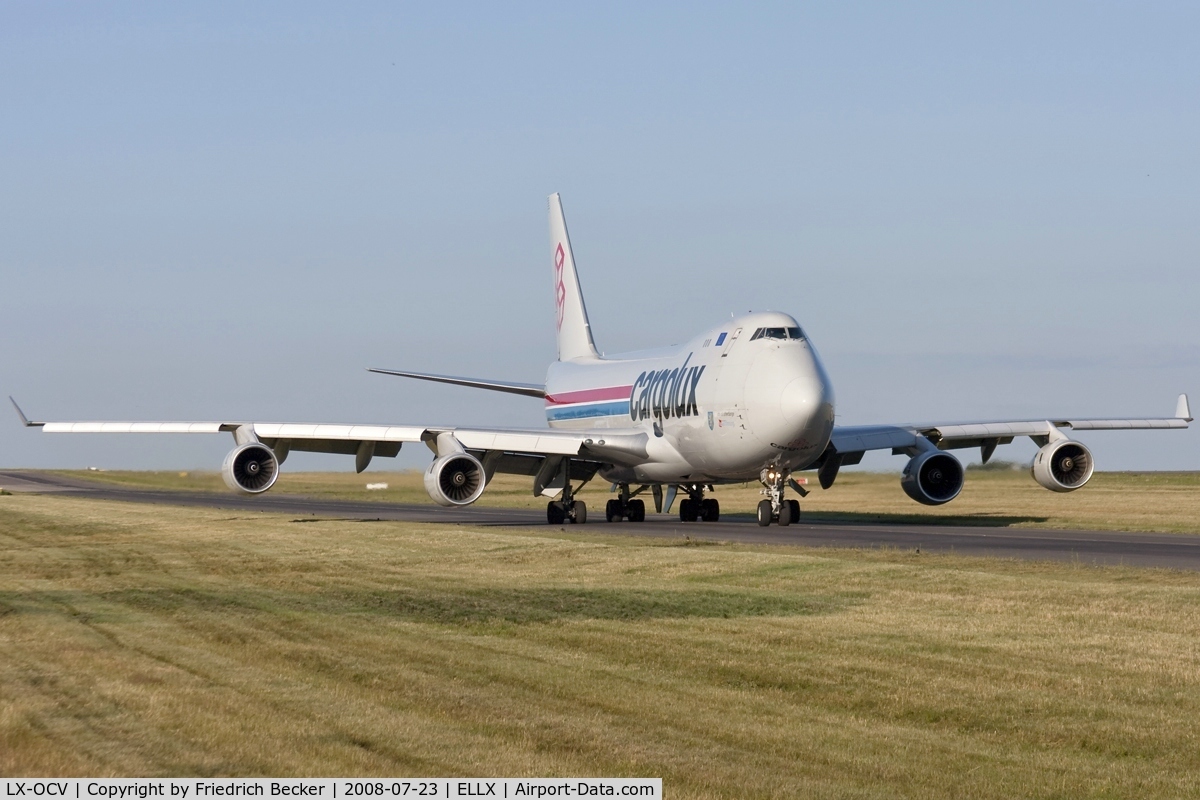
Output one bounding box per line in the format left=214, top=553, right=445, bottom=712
left=780, top=376, right=822, bottom=427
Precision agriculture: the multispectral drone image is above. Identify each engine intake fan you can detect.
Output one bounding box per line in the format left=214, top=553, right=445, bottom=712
left=222, top=443, right=279, bottom=494
left=1032, top=440, right=1093, bottom=492
left=901, top=450, right=964, bottom=505
left=424, top=453, right=486, bottom=506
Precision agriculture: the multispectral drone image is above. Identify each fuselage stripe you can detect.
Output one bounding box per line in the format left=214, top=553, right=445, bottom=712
left=545, top=385, right=633, bottom=406
left=545, top=400, right=630, bottom=420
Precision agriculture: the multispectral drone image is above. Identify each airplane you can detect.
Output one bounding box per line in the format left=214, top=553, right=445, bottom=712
left=11, top=194, right=1193, bottom=527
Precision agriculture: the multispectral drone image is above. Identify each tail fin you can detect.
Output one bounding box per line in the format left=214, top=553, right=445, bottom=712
left=548, top=193, right=600, bottom=361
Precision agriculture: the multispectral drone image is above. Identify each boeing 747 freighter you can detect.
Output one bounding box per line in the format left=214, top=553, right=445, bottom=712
left=13, top=195, right=1192, bottom=526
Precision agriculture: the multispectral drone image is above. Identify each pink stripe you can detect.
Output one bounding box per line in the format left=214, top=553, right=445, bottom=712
left=545, top=385, right=633, bottom=406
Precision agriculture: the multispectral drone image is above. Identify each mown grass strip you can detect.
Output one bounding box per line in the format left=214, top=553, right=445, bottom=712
left=1, top=493, right=1199, bottom=796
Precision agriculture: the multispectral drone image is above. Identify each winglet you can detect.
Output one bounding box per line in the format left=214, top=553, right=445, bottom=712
left=9, top=397, right=43, bottom=428
left=1177, top=393, right=1192, bottom=422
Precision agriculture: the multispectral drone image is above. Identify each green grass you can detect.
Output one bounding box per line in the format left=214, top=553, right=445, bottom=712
left=53, top=468, right=1200, bottom=533
left=2, top=493, right=1200, bottom=796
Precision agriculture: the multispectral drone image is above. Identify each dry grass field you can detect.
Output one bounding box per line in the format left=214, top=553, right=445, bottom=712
left=55, top=467, right=1200, bottom=533
left=2, top=490, right=1200, bottom=796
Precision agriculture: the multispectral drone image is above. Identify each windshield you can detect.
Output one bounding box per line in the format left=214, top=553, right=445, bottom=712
left=749, top=326, right=805, bottom=341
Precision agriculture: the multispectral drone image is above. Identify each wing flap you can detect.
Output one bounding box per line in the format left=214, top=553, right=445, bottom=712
left=454, top=429, right=583, bottom=455
left=252, top=423, right=427, bottom=442
left=924, top=421, right=1053, bottom=440
left=42, top=422, right=229, bottom=434
left=829, top=425, right=918, bottom=454
left=1064, top=418, right=1188, bottom=430
left=262, top=438, right=403, bottom=458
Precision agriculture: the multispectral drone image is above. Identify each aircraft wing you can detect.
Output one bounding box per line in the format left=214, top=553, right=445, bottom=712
left=827, top=394, right=1192, bottom=462
left=10, top=397, right=647, bottom=478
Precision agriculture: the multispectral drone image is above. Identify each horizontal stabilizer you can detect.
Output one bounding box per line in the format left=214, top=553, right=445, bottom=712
left=9, top=397, right=43, bottom=428
left=368, top=368, right=545, bottom=398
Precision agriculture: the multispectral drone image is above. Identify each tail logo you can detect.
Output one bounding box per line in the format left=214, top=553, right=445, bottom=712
left=554, top=243, right=567, bottom=331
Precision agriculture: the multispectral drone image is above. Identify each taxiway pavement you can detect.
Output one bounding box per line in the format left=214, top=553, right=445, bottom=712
left=2, top=469, right=1199, bottom=570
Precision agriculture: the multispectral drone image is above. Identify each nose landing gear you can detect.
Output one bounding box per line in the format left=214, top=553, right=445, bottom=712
left=757, top=468, right=801, bottom=527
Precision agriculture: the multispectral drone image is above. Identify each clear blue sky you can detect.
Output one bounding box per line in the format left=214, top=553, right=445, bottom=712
left=2, top=2, right=1197, bottom=472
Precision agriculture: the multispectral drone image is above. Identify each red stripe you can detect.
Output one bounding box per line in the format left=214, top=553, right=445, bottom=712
left=545, top=385, right=633, bottom=406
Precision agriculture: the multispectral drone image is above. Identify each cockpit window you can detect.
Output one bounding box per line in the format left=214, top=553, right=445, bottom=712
left=750, top=326, right=806, bottom=341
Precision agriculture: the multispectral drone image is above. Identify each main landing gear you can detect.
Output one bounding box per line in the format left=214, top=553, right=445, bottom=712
left=678, top=483, right=719, bottom=522
left=546, top=458, right=588, bottom=524
left=605, top=482, right=719, bottom=522
left=605, top=483, right=647, bottom=522
left=757, top=467, right=801, bottom=527
left=547, top=499, right=586, bottom=525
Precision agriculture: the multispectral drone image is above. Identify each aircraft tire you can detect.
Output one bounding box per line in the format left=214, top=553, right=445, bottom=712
left=571, top=500, right=587, bottom=524
left=680, top=499, right=699, bottom=522
left=629, top=499, right=646, bottom=522
left=701, top=499, right=719, bottom=522
left=778, top=501, right=793, bottom=527
left=547, top=501, right=566, bottom=525
left=756, top=500, right=772, bottom=527
left=605, top=499, right=620, bottom=522
left=788, top=499, right=800, bottom=522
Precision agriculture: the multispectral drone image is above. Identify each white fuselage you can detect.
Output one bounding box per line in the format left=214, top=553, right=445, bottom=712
left=544, top=312, right=835, bottom=484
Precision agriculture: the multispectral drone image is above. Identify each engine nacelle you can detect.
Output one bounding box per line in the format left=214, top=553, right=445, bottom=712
left=1032, top=439, right=1094, bottom=492
left=901, top=450, right=964, bottom=505
left=424, top=452, right=487, bottom=506
left=222, top=443, right=279, bottom=494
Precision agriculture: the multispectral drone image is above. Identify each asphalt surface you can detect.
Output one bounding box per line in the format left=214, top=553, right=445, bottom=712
left=3, top=469, right=1200, bottom=570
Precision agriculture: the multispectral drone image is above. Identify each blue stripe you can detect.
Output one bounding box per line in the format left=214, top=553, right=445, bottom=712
left=546, top=401, right=630, bottom=421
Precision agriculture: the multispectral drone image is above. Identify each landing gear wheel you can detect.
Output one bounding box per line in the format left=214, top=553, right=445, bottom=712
left=757, top=500, right=773, bottom=527
left=547, top=501, right=566, bottom=525
left=787, top=499, right=800, bottom=522
left=628, top=499, right=646, bottom=522
left=570, top=500, right=587, bottom=524
left=605, top=499, right=621, bottom=522
left=680, top=499, right=699, bottom=522
left=778, top=500, right=793, bottom=526
left=701, top=498, right=720, bottom=522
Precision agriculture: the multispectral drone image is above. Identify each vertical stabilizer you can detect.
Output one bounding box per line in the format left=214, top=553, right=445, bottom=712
left=548, top=193, right=600, bottom=361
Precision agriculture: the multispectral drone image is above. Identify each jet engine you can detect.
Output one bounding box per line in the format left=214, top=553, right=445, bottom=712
left=222, top=443, right=279, bottom=494
left=1031, top=439, right=1093, bottom=492
left=901, top=450, right=964, bottom=505
left=424, top=452, right=487, bottom=506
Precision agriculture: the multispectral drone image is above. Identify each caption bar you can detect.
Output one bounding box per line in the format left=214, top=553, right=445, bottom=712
left=2, top=780, right=660, bottom=800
